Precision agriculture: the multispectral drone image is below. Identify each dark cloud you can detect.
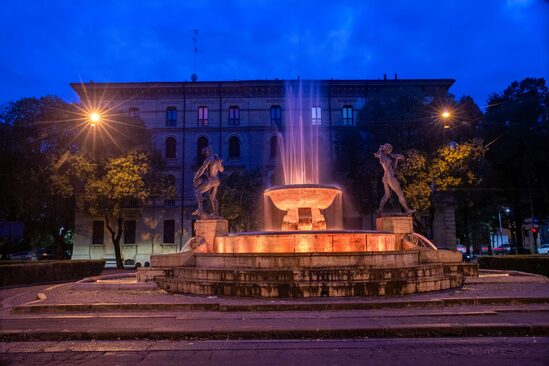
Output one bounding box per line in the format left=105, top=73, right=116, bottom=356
left=0, top=0, right=547, bottom=106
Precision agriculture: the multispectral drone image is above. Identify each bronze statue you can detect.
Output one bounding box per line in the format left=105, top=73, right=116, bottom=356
left=375, top=143, right=413, bottom=214
left=192, top=145, right=224, bottom=218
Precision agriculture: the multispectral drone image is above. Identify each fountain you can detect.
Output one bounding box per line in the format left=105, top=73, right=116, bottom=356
left=140, top=80, right=477, bottom=297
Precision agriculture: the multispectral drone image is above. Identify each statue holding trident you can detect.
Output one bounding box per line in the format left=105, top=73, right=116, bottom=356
left=192, top=145, right=224, bottom=219
left=375, top=143, right=414, bottom=214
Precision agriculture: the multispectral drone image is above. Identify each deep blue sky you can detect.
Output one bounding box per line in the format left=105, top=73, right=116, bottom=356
left=1, top=0, right=547, bottom=107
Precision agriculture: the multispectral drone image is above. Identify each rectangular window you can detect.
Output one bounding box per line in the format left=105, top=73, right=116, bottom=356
left=342, top=106, right=354, bottom=126
left=228, top=106, right=240, bottom=126
left=123, top=220, right=136, bottom=244
left=129, top=107, right=140, bottom=119
left=270, top=105, right=282, bottom=125
left=166, top=107, right=177, bottom=127
left=312, top=106, right=322, bottom=125
left=163, top=220, right=175, bottom=243
left=198, top=106, right=208, bottom=126
left=92, top=221, right=104, bottom=245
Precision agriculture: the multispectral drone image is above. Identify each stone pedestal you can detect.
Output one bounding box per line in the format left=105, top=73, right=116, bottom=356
left=376, top=215, right=413, bottom=233
left=376, top=215, right=413, bottom=251
left=195, top=219, right=228, bottom=253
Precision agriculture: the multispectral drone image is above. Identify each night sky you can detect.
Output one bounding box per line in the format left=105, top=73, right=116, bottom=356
left=1, top=0, right=547, bottom=107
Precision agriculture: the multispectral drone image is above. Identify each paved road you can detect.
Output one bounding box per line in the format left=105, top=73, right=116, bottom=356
left=1, top=338, right=548, bottom=366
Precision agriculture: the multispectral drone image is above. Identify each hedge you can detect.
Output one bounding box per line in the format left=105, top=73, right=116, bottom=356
left=0, top=260, right=105, bottom=287
left=477, top=255, right=549, bottom=278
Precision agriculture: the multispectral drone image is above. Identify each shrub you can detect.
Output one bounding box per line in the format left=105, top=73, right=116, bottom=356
left=0, top=260, right=105, bottom=286
left=477, top=255, right=549, bottom=278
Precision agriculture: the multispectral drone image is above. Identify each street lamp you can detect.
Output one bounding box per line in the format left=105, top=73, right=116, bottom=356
left=89, top=112, right=101, bottom=127
left=441, top=110, right=451, bottom=129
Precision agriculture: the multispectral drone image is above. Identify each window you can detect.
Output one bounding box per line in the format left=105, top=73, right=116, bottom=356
left=163, top=220, right=175, bottom=244
left=124, top=220, right=136, bottom=244
left=92, top=221, right=104, bottom=245
left=270, top=136, right=279, bottom=159
left=129, top=107, right=140, bottom=119
left=270, top=105, right=282, bottom=125
left=198, top=106, right=208, bottom=126
left=228, top=136, right=240, bottom=159
left=342, top=105, right=354, bottom=125
left=197, top=137, right=208, bottom=165
left=165, top=174, right=176, bottom=187
left=166, top=107, right=177, bottom=127
left=312, top=106, right=322, bottom=126
left=164, top=199, right=176, bottom=208
left=164, top=175, right=176, bottom=208
left=228, top=106, right=240, bottom=126
left=165, top=137, right=176, bottom=159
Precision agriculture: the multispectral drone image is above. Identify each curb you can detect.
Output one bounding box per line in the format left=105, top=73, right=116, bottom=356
left=11, top=296, right=549, bottom=313
left=1, top=323, right=549, bottom=341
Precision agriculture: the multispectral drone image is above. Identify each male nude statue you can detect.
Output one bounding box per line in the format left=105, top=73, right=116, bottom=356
left=375, top=143, right=413, bottom=214
left=192, top=145, right=224, bottom=218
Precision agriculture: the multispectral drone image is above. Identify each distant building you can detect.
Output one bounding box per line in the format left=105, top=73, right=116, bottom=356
left=70, top=78, right=456, bottom=267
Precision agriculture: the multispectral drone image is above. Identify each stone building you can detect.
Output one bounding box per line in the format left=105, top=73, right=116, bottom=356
left=70, top=78, right=456, bottom=267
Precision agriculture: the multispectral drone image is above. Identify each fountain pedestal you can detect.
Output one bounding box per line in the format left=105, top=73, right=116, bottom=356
left=375, top=215, right=413, bottom=234
left=376, top=215, right=413, bottom=251
left=194, top=218, right=228, bottom=253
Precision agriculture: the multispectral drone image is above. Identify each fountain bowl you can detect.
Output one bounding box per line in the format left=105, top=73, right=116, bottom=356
left=264, top=184, right=341, bottom=211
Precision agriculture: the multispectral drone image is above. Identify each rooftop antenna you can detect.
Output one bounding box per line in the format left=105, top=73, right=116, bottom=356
left=190, top=29, right=198, bottom=82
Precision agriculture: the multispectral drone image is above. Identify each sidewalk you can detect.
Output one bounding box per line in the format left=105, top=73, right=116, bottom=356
left=1, top=270, right=548, bottom=341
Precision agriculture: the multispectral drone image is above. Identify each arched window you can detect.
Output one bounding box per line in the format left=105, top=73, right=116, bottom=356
left=228, top=136, right=240, bottom=159
left=197, top=137, right=209, bottom=165
left=165, top=137, right=176, bottom=159
left=270, top=136, right=279, bottom=159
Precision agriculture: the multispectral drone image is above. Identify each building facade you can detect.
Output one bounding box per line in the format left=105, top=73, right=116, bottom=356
left=70, top=78, right=456, bottom=267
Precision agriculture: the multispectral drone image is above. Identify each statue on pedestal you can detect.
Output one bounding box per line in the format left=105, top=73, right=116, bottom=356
left=192, top=145, right=224, bottom=219
left=374, top=143, right=413, bottom=214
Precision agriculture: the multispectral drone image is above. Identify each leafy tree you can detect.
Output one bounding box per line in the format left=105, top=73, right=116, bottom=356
left=0, top=96, right=82, bottom=258
left=398, top=139, right=486, bottom=210
left=77, top=150, right=173, bottom=268
left=481, top=77, right=549, bottom=246
left=219, top=169, right=264, bottom=232
left=397, top=140, right=487, bottom=239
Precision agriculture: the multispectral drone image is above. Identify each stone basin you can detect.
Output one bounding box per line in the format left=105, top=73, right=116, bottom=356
left=264, top=184, right=341, bottom=211
left=264, top=184, right=342, bottom=231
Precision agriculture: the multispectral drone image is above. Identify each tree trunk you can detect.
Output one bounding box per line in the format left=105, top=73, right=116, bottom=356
left=105, top=213, right=124, bottom=269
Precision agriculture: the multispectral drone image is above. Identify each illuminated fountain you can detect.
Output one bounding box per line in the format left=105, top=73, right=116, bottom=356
left=142, top=80, right=477, bottom=297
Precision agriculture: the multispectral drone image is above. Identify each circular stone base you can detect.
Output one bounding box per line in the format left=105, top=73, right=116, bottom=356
left=153, top=251, right=468, bottom=298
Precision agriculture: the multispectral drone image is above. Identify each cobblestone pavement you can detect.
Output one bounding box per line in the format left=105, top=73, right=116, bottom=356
left=1, top=338, right=548, bottom=366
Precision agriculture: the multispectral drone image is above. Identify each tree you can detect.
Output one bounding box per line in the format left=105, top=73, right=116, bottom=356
left=219, top=169, right=264, bottom=232
left=0, top=96, right=82, bottom=258
left=77, top=150, right=172, bottom=268
left=396, top=140, right=486, bottom=241
left=481, top=77, right=549, bottom=246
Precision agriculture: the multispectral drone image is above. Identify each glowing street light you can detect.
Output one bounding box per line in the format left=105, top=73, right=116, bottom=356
left=440, top=110, right=451, bottom=128
left=89, top=112, right=101, bottom=127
